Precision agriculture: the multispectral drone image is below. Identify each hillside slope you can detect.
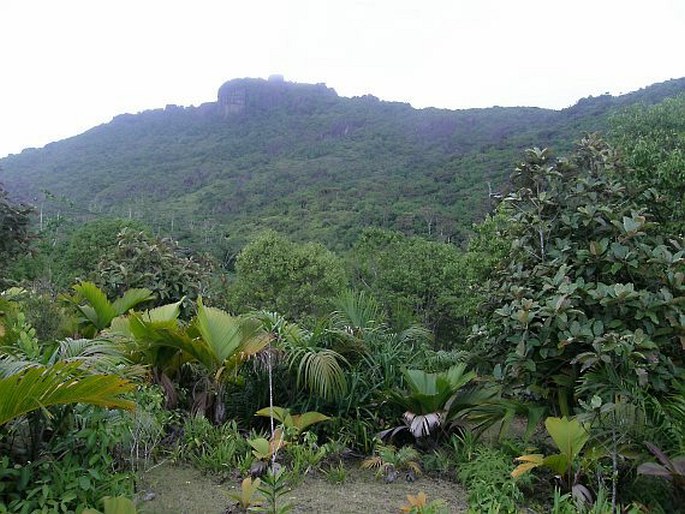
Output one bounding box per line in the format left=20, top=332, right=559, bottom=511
left=2, top=76, right=684, bottom=253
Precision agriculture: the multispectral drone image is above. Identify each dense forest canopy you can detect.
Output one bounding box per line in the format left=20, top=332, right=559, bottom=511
left=2, top=76, right=684, bottom=256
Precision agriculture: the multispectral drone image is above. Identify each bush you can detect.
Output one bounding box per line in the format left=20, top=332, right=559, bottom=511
left=456, top=444, right=526, bottom=514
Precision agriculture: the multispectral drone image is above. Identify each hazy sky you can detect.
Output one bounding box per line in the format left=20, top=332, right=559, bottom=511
left=1, top=0, right=684, bottom=158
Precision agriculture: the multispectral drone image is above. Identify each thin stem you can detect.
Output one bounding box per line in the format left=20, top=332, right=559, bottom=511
left=267, top=339, right=276, bottom=470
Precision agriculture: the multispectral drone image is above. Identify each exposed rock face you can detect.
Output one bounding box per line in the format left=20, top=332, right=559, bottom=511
left=217, top=76, right=338, bottom=118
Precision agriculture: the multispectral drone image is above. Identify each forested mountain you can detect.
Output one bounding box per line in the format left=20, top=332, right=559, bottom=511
left=2, top=76, right=684, bottom=254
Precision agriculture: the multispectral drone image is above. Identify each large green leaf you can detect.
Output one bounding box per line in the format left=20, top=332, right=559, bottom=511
left=0, top=361, right=135, bottom=426
left=545, top=416, right=590, bottom=462
left=255, top=406, right=290, bottom=425
left=254, top=406, right=330, bottom=432
left=194, top=298, right=243, bottom=363
left=111, top=288, right=155, bottom=316
left=143, top=321, right=213, bottom=369
left=397, top=364, right=477, bottom=415
left=444, top=362, right=477, bottom=390
left=143, top=299, right=184, bottom=322
left=291, top=411, right=330, bottom=431
left=403, top=368, right=438, bottom=396
left=72, top=282, right=117, bottom=330
left=542, top=453, right=571, bottom=476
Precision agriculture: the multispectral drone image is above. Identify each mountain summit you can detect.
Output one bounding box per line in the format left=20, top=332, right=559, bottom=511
left=217, top=76, right=338, bottom=117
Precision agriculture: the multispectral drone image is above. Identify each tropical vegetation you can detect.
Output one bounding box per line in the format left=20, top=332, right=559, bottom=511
left=0, top=80, right=683, bottom=513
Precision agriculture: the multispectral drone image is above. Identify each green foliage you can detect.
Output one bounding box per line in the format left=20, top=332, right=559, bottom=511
left=351, top=228, right=466, bottom=341
left=383, top=363, right=500, bottom=442
left=1, top=406, right=135, bottom=513
left=361, top=443, right=421, bottom=480
left=512, top=417, right=591, bottom=491
left=231, top=231, right=347, bottom=321
left=123, top=384, right=171, bottom=472
left=322, top=461, right=347, bottom=484
left=172, top=417, right=250, bottom=477
left=8, top=287, right=72, bottom=342
left=611, top=94, right=685, bottom=235
left=56, top=218, right=150, bottom=288
left=550, top=487, right=642, bottom=514
left=251, top=469, right=293, bottom=514
left=0, top=184, right=32, bottom=285
left=282, top=431, right=330, bottom=481
left=113, top=298, right=269, bottom=423
left=69, top=281, right=155, bottom=336
left=96, top=228, right=214, bottom=310
left=254, top=406, right=330, bottom=436
left=253, top=311, right=349, bottom=403
left=456, top=444, right=525, bottom=514
left=185, top=299, right=269, bottom=423
left=475, top=136, right=684, bottom=413
left=0, top=361, right=135, bottom=426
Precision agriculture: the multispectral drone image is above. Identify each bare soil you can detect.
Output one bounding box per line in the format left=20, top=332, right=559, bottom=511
left=138, top=462, right=468, bottom=514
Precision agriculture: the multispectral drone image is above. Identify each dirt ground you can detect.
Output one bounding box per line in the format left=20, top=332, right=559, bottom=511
left=138, top=462, right=468, bottom=514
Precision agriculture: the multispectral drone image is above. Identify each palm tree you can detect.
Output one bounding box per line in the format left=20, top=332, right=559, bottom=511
left=110, top=298, right=269, bottom=422
left=384, top=363, right=497, bottom=441
left=254, top=311, right=348, bottom=402
left=187, top=299, right=270, bottom=423
left=107, top=299, right=187, bottom=407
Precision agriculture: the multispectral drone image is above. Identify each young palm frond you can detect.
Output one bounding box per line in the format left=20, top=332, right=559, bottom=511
left=46, top=337, right=128, bottom=370
left=252, top=311, right=307, bottom=344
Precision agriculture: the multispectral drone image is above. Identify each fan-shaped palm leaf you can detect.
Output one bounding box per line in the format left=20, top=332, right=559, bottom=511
left=108, top=299, right=188, bottom=369
left=192, top=298, right=250, bottom=363
left=111, top=288, right=157, bottom=316
left=393, top=363, right=476, bottom=415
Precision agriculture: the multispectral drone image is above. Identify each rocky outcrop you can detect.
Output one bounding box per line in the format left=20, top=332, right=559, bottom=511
left=217, top=76, right=338, bottom=118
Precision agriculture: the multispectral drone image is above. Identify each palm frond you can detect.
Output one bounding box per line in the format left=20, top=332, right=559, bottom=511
left=291, top=347, right=348, bottom=401
left=0, top=361, right=135, bottom=426
left=143, top=299, right=184, bottom=322
left=47, top=337, right=126, bottom=368
left=251, top=311, right=307, bottom=344
left=333, top=289, right=384, bottom=334
left=0, top=355, right=37, bottom=378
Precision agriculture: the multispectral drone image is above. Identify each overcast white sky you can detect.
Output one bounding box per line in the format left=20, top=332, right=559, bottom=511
left=1, top=0, right=684, bottom=158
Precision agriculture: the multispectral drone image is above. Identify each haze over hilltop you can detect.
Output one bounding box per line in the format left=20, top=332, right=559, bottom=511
left=2, top=75, right=684, bottom=254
